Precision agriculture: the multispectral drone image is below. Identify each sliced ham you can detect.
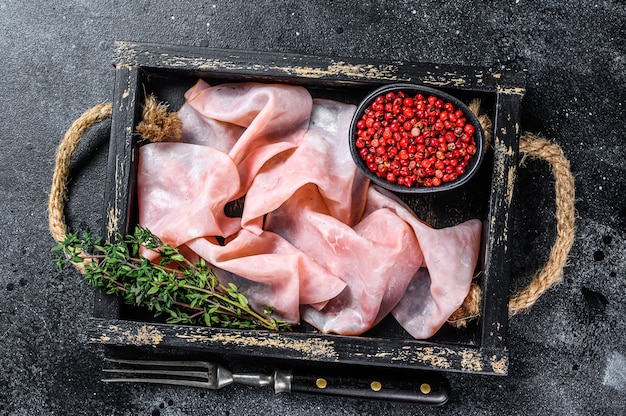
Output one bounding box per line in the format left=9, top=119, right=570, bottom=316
left=137, top=142, right=242, bottom=250
left=242, top=98, right=369, bottom=234
left=137, top=81, right=482, bottom=339
left=181, top=80, right=312, bottom=190
left=367, top=187, right=482, bottom=338
left=178, top=100, right=245, bottom=153
left=266, top=185, right=423, bottom=335
left=185, top=229, right=347, bottom=323
left=270, top=185, right=481, bottom=337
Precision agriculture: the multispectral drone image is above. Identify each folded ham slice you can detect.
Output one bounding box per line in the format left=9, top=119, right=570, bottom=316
left=136, top=81, right=482, bottom=338
left=367, top=187, right=482, bottom=338
left=180, top=80, right=312, bottom=192
left=137, top=142, right=242, bottom=249
left=185, top=230, right=347, bottom=324
left=243, top=98, right=369, bottom=234
left=266, top=185, right=423, bottom=335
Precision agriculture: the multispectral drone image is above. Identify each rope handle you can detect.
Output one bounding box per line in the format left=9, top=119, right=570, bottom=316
left=449, top=120, right=576, bottom=325
left=48, top=103, right=113, bottom=273
left=48, top=102, right=576, bottom=323
left=509, top=133, right=576, bottom=314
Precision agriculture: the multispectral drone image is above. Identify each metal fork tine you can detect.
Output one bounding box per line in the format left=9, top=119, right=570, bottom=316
left=104, top=358, right=212, bottom=368
left=103, top=368, right=209, bottom=379
left=101, top=377, right=213, bottom=389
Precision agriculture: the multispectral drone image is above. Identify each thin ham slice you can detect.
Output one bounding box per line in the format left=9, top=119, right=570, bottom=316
left=271, top=184, right=481, bottom=336
left=137, top=142, right=242, bottom=249
left=266, top=185, right=423, bottom=335
left=367, top=187, right=482, bottom=338
left=137, top=81, right=482, bottom=338
left=181, top=80, right=312, bottom=191
left=185, top=229, right=347, bottom=323
left=178, top=100, right=245, bottom=153
left=242, top=99, right=369, bottom=234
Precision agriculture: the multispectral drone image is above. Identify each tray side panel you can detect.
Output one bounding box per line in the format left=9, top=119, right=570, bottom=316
left=480, top=90, right=524, bottom=351
left=88, top=318, right=508, bottom=375
left=114, top=41, right=524, bottom=92
left=93, top=64, right=141, bottom=320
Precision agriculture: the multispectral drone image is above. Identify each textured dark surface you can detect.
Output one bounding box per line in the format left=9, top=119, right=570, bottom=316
left=1, top=1, right=625, bottom=415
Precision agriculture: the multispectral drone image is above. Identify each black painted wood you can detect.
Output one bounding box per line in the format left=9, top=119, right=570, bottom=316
left=91, top=42, right=526, bottom=376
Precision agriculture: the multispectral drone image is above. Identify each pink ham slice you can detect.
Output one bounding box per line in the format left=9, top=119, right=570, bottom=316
left=367, top=187, right=482, bottom=339
left=270, top=185, right=481, bottom=337
left=266, top=185, right=423, bottom=335
left=242, top=98, right=369, bottom=234
left=178, top=100, right=245, bottom=153
left=185, top=229, right=347, bottom=323
left=137, top=142, right=242, bottom=250
left=180, top=80, right=313, bottom=191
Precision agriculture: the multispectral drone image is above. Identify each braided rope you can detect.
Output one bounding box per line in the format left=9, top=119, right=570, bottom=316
left=508, top=133, right=576, bottom=315
left=48, top=103, right=113, bottom=272
left=449, top=103, right=576, bottom=326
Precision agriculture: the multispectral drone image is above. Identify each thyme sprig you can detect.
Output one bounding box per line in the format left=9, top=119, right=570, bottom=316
left=52, top=226, right=289, bottom=331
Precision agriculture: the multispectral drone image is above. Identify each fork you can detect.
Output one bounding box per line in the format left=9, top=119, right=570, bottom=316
left=102, top=358, right=450, bottom=405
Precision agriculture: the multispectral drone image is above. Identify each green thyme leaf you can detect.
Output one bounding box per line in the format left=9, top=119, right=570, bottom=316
left=52, top=226, right=290, bottom=331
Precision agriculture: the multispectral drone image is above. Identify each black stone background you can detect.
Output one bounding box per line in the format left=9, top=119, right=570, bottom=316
left=1, top=1, right=625, bottom=415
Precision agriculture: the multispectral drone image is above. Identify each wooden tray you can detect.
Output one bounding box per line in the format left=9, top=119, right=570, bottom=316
left=88, top=41, right=526, bottom=376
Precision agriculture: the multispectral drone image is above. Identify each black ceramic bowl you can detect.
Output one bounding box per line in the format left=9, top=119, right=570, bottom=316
left=349, top=83, right=485, bottom=194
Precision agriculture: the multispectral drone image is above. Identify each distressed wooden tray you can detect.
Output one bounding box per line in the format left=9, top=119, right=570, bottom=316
left=88, top=41, right=526, bottom=376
